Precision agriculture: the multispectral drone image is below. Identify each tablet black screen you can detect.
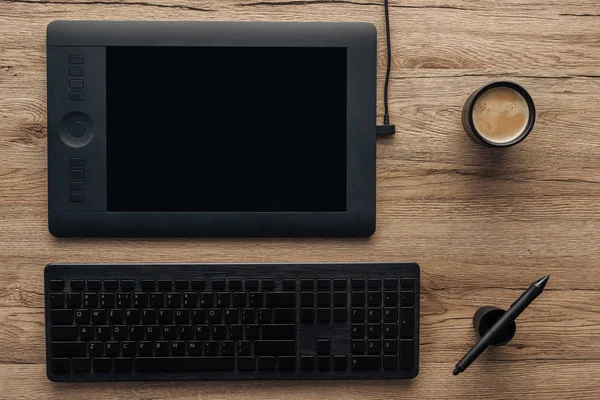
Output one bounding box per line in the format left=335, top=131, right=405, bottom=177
left=106, top=46, right=347, bottom=212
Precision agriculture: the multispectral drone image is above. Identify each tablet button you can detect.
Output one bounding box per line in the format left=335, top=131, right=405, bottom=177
left=69, top=157, right=84, bottom=167
left=69, top=67, right=84, bottom=77
left=70, top=170, right=84, bottom=179
left=70, top=181, right=84, bottom=191
left=69, top=79, right=84, bottom=89
left=70, top=193, right=84, bottom=204
left=69, top=54, right=84, bottom=64
left=69, top=91, right=84, bottom=101
left=68, top=121, right=86, bottom=138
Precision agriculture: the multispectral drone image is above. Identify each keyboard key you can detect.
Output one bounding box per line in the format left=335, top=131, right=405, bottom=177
left=204, top=341, right=218, bottom=356
left=230, top=324, right=243, bottom=339
left=216, top=292, right=230, bottom=307
left=172, top=341, right=186, bottom=356
left=149, top=292, right=164, bottom=307
left=254, top=340, right=296, bottom=355
left=316, top=339, right=331, bottom=354
left=50, top=293, right=64, bottom=308
left=258, top=356, right=276, bottom=371
left=400, top=291, right=416, bottom=305
left=237, top=340, right=251, bottom=355
left=166, top=292, right=181, bottom=307
left=228, top=279, right=242, bottom=289
left=258, top=308, right=272, bottom=323
left=212, top=324, right=226, bottom=339
left=87, top=280, right=101, bottom=290
left=163, top=325, right=177, bottom=339
left=142, top=309, right=156, bottom=324
left=146, top=325, right=160, bottom=339
left=212, top=279, right=226, bottom=290
left=352, top=339, right=365, bottom=354
left=120, top=280, right=135, bottom=290
left=333, top=354, right=348, bottom=370
left=174, top=308, right=189, bottom=323
left=274, top=308, right=295, bottom=323
left=49, top=280, right=64, bottom=290
left=333, top=278, right=347, bottom=289
left=368, top=323, right=382, bottom=338
left=333, top=291, right=347, bottom=306
left=104, top=280, right=118, bottom=290
left=400, top=339, right=414, bottom=369
left=351, top=324, right=365, bottom=338
left=367, top=308, right=382, bottom=321
left=300, top=355, right=314, bottom=371
left=51, top=309, right=73, bottom=324
left=188, top=341, right=202, bottom=356
left=249, top=292, right=263, bottom=307
left=137, top=341, right=152, bottom=356
left=317, top=308, right=331, bottom=322
left=180, top=324, right=194, bottom=340
left=88, top=341, right=103, bottom=356
left=79, top=325, right=94, bottom=340
left=384, top=278, right=398, bottom=288
left=245, top=279, right=259, bottom=290
left=262, top=324, right=296, bottom=339
left=93, top=358, right=112, bottom=372
left=317, top=279, right=331, bottom=289
left=114, top=325, right=128, bottom=340
left=301, top=292, right=314, bottom=306
left=384, top=291, right=398, bottom=306
left=266, top=292, right=296, bottom=307
left=51, top=326, right=78, bottom=340
left=368, top=278, right=382, bottom=289
left=174, top=279, right=189, bottom=290
left=384, top=323, right=398, bottom=337
left=368, top=339, right=381, bottom=354
left=130, top=325, right=143, bottom=340
left=300, top=308, right=315, bottom=322
left=75, top=309, right=89, bottom=324
left=241, top=308, right=255, bottom=323
left=70, top=279, right=85, bottom=290
left=384, top=339, right=397, bottom=354
left=52, top=342, right=86, bottom=357
left=282, top=279, right=296, bottom=290
left=51, top=358, right=70, bottom=372
left=401, top=278, right=415, bottom=288
left=384, top=355, right=398, bottom=370
left=192, top=308, right=206, bottom=323
left=300, top=279, right=314, bottom=290
left=238, top=356, right=256, bottom=370
left=154, top=341, right=168, bottom=356
left=122, top=341, right=136, bottom=356
left=183, top=292, right=198, bottom=307
left=261, top=279, right=275, bottom=290
left=114, top=357, right=133, bottom=372
left=191, top=278, right=205, bottom=290
left=400, top=307, right=415, bottom=337
left=368, top=291, right=382, bottom=306
left=66, top=292, right=82, bottom=307
left=96, top=325, right=111, bottom=340
left=158, top=279, right=172, bottom=290
left=135, top=357, right=236, bottom=371
left=351, top=278, right=365, bottom=289
left=195, top=324, right=210, bottom=339
left=246, top=324, right=259, bottom=339
left=351, top=291, right=365, bottom=306
left=233, top=292, right=247, bottom=307
left=317, top=292, right=331, bottom=306
left=351, top=355, right=380, bottom=370
left=351, top=307, right=365, bottom=322
left=105, top=341, right=119, bottom=356
left=72, top=357, right=91, bottom=372
left=91, top=309, right=106, bottom=324
left=141, top=280, right=155, bottom=290
left=125, top=308, right=140, bottom=323
left=199, top=292, right=214, bottom=307
left=133, top=292, right=148, bottom=308
left=333, top=307, right=347, bottom=322
left=317, top=355, right=330, bottom=370
left=83, top=292, right=98, bottom=307
left=278, top=355, right=296, bottom=370
left=100, top=292, right=115, bottom=308
left=384, top=307, right=398, bottom=322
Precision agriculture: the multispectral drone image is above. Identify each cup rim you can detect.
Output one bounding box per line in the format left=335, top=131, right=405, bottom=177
left=467, top=81, right=536, bottom=147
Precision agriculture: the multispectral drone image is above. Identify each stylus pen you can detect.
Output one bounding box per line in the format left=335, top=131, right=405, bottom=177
left=452, top=275, right=549, bottom=376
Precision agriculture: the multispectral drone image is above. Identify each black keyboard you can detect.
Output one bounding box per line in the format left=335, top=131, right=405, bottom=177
left=44, top=263, right=419, bottom=381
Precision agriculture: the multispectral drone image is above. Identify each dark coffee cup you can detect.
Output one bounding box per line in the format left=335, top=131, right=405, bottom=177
left=473, top=306, right=516, bottom=346
left=462, top=81, right=536, bottom=147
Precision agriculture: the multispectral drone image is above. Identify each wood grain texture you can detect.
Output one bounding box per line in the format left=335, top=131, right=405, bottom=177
left=1, top=0, right=600, bottom=398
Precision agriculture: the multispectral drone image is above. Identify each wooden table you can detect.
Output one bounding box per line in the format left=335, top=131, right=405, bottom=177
left=1, top=1, right=599, bottom=398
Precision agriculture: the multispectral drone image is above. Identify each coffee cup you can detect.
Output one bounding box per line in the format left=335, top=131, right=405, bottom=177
left=462, top=81, right=536, bottom=147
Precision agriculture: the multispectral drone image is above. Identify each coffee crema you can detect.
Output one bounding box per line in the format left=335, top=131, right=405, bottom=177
left=472, top=86, right=530, bottom=144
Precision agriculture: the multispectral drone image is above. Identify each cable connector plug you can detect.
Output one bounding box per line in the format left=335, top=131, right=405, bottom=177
left=376, top=114, right=395, bottom=135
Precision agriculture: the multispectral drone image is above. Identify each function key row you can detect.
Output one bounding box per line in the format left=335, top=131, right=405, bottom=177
left=49, top=277, right=416, bottom=292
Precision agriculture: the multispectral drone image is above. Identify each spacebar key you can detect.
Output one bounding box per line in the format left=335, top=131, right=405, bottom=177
left=135, top=357, right=235, bottom=372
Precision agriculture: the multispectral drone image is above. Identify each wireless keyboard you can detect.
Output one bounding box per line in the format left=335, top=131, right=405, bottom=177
left=44, top=263, right=419, bottom=381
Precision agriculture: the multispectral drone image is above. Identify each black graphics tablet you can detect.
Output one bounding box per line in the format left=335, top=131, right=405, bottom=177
left=47, top=21, right=376, bottom=237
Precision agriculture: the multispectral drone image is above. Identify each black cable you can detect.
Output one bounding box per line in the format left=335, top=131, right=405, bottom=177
left=377, top=0, right=395, bottom=135
left=383, top=0, right=391, bottom=124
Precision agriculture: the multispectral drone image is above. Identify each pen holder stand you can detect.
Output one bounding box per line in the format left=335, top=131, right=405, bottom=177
left=473, top=306, right=517, bottom=346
